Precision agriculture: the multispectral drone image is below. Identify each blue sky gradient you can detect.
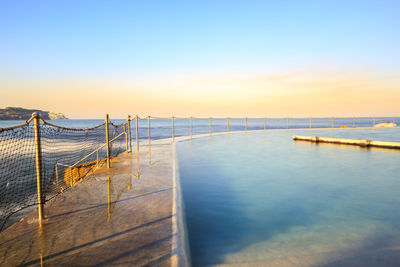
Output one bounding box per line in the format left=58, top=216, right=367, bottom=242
left=1, top=1, right=399, bottom=117
left=2, top=1, right=399, bottom=76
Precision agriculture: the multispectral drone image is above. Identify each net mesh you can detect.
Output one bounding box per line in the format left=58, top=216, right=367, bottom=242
left=0, top=124, right=36, bottom=230
left=0, top=118, right=127, bottom=230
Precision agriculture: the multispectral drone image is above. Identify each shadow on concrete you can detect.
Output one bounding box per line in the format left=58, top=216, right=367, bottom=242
left=21, top=215, right=173, bottom=266
left=46, top=187, right=172, bottom=219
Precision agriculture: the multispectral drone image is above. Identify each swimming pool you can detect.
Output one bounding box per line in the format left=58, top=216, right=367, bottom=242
left=177, top=128, right=400, bottom=266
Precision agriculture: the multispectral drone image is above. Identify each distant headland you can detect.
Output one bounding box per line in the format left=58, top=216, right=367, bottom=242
left=0, top=107, right=68, bottom=120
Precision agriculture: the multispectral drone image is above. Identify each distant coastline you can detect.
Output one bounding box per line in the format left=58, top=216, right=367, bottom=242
left=0, top=107, right=67, bottom=120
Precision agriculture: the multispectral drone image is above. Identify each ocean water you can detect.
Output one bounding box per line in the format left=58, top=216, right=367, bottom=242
left=1, top=117, right=398, bottom=140
left=177, top=128, right=400, bottom=266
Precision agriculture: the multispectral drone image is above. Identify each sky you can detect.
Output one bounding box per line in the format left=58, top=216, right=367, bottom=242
left=1, top=0, right=399, bottom=118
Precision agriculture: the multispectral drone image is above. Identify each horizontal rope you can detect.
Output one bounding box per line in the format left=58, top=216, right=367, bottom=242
left=0, top=123, right=30, bottom=133
left=108, top=121, right=126, bottom=128
left=134, top=116, right=397, bottom=120
left=42, top=120, right=106, bottom=131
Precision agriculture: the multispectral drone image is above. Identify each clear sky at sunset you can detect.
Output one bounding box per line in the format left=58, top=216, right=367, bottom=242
left=1, top=0, right=399, bottom=118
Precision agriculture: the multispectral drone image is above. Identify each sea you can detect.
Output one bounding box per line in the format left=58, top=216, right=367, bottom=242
left=1, top=117, right=398, bottom=140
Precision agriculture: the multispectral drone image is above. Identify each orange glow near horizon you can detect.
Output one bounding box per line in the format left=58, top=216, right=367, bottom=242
left=1, top=68, right=399, bottom=119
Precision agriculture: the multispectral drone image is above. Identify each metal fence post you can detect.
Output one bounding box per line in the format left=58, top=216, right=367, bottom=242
left=227, top=118, right=230, bottom=133
left=190, top=117, right=192, bottom=138
left=332, top=117, right=334, bottom=129
left=245, top=117, right=247, bottom=131
left=373, top=116, right=376, bottom=127
left=33, top=112, right=45, bottom=222
left=105, top=114, right=111, bottom=168
left=353, top=116, right=355, bottom=128
left=287, top=117, right=289, bottom=129
left=394, top=116, right=396, bottom=125
left=172, top=116, right=175, bottom=140
left=127, top=115, right=132, bottom=153
left=136, top=115, right=139, bottom=153
left=148, top=116, right=151, bottom=147
left=264, top=118, right=266, bottom=130
left=55, top=163, right=59, bottom=187
left=124, top=123, right=128, bottom=152
left=309, top=117, right=312, bottom=128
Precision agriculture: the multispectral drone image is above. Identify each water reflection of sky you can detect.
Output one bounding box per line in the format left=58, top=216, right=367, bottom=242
left=177, top=129, right=400, bottom=266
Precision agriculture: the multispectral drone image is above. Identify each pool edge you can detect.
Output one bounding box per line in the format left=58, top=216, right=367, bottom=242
left=172, top=142, right=192, bottom=267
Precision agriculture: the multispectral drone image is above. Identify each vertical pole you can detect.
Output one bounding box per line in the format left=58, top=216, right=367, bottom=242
left=309, top=117, right=312, bottom=128
left=209, top=117, right=212, bottom=135
left=70, top=168, right=73, bottom=186
left=172, top=116, right=175, bottom=140
left=124, top=123, right=128, bottom=152
left=245, top=117, right=247, bottom=131
left=105, top=114, right=111, bottom=168
left=353, top=116, right=355, bottom=128
left=55, top=163, right=59, bottom=187
left=96, top=150, right=99, bottom=168
left=227, top=118, right=230, bottom=133
left=332, top=117, right=334, bottom=129
left=287, top=117, right=289, bottom=129
left=127, top=115, right=132, bottom=153
left=33, top=113, right=44, bottom=222
left=148, top=116, right=151, bottom=147
left=373, top=116, right=376, bottom=127
left=264, top=118, right=266, bottom=130
left=393, top=116, right=395, bottom=124
left=190, top=117, right=193, bottom=138
left=135, top=115, right=139, bottom=153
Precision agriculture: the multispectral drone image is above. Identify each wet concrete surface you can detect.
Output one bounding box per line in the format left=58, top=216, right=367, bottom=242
left=0, top=141, right=178, bottom=266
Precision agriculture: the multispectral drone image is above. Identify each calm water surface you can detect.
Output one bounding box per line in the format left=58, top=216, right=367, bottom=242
left=177, top=129, right=400, bottom=266
left=1, top=117, right=399, bottom=140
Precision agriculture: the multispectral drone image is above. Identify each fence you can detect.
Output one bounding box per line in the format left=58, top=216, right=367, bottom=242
left=132, top=116, right=399, bottom=150
left=0, top=113, right=130, bottom=230
left=0, top=114, right=398, bottom=230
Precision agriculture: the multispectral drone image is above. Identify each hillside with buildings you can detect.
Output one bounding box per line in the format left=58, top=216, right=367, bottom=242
left=0, top=107, right=67, bottom=120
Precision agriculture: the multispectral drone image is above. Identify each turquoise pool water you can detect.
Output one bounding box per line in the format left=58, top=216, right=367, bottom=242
left=177, top=128, right=400, bottom=266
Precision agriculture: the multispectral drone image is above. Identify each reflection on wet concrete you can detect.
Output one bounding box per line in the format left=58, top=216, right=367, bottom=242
left=135, top=150, right=141, bottom=179
left=128, top=174, right=132, bottom=191
left=148, top=145, right=152, bottom=166
left=0, top=140, right=176, bottom=266
left=107, top=176, right=111, bottom=221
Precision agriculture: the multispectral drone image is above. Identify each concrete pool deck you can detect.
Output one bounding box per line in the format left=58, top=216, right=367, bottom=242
left=0, top=131, right=228, bottom=266
left=0, top=139, right=185, bottom=266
